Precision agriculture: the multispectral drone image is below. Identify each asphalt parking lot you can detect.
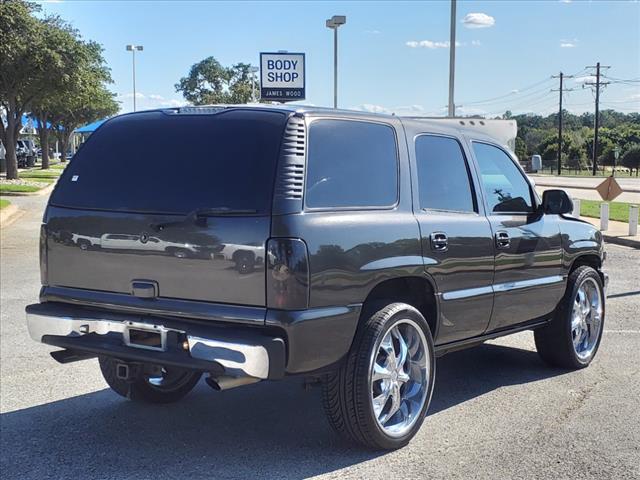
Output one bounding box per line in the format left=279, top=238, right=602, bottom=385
left=1, top=195, right=639, bottom=480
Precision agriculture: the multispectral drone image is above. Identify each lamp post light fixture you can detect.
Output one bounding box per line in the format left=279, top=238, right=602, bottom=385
left=125, top=44, right=143, bottom=111
left=249, top=66, right=259, bottom=102
left=326, top=15, right=346, bottom=109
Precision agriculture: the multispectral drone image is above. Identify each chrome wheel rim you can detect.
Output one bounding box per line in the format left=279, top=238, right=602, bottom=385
left=369, top=319, right=430, bottom=438
left=571, top=277, right=603, bottom=360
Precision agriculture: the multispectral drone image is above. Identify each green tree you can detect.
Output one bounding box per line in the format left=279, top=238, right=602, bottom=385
left=1, top=1, right=45, bottom=179
left=1, top=2, right=96, bottom=177
left=175, top=56, right=258, bottom=105
left=29, top=19, right=115, bottom=169
left=621, top=144, right=640, bottom=176
left=41, top=39, right=117, bottom=165
left=53, top=85, right=118, bottom=164
left=515, top=136, right=527, bottom=159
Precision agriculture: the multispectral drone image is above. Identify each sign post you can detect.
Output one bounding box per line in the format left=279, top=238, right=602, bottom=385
left=260, top=52, right=305, bottom=103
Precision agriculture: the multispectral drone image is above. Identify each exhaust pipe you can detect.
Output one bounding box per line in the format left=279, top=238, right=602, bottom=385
left=205, top=375, right=260, bottom=391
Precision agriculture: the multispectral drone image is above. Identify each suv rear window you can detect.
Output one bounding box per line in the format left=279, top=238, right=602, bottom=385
left=50, top=109, right=287, bottom=215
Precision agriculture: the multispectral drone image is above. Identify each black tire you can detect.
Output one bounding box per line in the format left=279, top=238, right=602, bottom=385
left=234, top=251, right=255, bottom=274
left=99, top=356, right=202, bottom=404
left=322, top=302, right=436, bottom=450
left=534, top=266, right=605, bottom=369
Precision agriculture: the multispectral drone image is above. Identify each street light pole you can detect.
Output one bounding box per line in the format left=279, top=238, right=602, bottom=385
left=326, top=15, right=346, bottom=109
left=333, top=27, right=338, bottom=109
left=447, top=0, right=456, bottom=117
left=126, top=44, right=143, bottom=111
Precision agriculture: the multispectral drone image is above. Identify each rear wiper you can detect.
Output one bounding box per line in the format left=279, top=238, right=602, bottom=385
left=150, top=207, right=258, bottom=231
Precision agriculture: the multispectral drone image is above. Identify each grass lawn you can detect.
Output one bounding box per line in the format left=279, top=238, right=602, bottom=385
left=537, top=168, right=638, bottom=178
left=21, top=169, right=61, bottom=178
left=580, top=200, right=636, bottom=223
left=0, top=198, right=10, bottom=210
left=0, top=184, right=43, bottom=193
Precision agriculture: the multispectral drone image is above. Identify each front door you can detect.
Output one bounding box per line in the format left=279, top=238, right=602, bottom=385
left=410, top=133, right=495, bottom=344
left=469, top=141, right=564, bottom=332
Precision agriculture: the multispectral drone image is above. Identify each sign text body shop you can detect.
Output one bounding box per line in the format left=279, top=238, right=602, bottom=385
left=260, top=52, right=305, bottom=102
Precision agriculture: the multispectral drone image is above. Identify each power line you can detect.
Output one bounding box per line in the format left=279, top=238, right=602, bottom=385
left=481, top=92, right=557, bottom=116
left=458, top=76, right=554, bottom=106
left=476, top=88, right=557, bottom=114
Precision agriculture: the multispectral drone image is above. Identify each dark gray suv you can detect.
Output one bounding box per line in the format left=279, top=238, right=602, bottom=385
left=26, top=106, right=607, bottom=449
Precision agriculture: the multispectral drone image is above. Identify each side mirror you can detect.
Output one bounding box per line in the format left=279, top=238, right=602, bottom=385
left=542, top=189, right=573, bottom=215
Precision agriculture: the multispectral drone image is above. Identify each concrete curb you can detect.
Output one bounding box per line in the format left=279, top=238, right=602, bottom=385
left=0, top=183, right=55, bottom=197
left=0, top=204, right=23, bottom=228
left=532, top=179, right=640, bottom=194
left=602, top=234, right=640, bottom=249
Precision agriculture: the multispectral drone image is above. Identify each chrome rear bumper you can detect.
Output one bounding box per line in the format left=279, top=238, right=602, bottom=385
left=26, top=303, right=285, bottom=380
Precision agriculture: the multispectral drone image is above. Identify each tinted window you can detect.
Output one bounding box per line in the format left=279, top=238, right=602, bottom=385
left=473, top=142, right=533, bottom=213
left=306, top=120, right=397, bottom=208
left=415, top=135, right=475, bottom=212
left=50, top=110, right=287, bottom=214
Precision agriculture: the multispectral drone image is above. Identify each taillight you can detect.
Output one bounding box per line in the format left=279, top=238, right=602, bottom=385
left=266, top=238, right=309, bottom=310
left=39, top=224, right=48, bottom=286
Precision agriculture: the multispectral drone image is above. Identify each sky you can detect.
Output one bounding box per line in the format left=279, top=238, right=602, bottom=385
left=36, top=0, right=640, bottom=117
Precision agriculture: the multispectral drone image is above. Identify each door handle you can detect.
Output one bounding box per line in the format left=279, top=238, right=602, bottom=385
left=495, top=231, right=511, bottom=249
left=430, top=232, right=448, bottom=252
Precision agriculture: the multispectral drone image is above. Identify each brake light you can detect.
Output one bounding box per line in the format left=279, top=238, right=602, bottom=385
left=39, top=224, right=48, bottom=286
left=266, top=238, right=309, bottom=310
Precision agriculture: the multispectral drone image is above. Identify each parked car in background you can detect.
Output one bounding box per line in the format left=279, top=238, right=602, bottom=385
left=16, top=140, right=36, bottom=168
left=26, top=106, right=608, bottom=450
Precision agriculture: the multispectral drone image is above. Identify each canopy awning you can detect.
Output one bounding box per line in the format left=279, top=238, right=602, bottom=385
left=75, top=119, right=108, bottom=134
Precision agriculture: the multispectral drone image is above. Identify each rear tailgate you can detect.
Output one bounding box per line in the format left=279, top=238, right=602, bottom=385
left=45, top=206, right=270, bottom=305
left=45, top=108, right=288, bottom=308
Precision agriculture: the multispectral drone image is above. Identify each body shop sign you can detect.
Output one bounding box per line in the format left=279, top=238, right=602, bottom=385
left=260, top=52, right=305, bottom=102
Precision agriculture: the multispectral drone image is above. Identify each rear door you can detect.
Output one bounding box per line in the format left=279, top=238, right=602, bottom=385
left=45, top=109, right=288, bottom=307
left=409, top=131, right=495, bottom=344
left=469, top=140, right=564, bottom=331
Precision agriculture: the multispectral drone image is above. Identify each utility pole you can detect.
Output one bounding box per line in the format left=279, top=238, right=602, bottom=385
left=551, top=72, right=573, bottom=175
left=584, top=62, right=610, bottom=175
left=447, top=0, right=457, bottom=117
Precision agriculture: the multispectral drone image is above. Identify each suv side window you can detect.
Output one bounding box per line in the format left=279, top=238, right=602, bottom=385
left=306, top=119, right=398, bottom=209
left=473, top=142, right=533, bottom=213
left=415, top=135, right=476, bottom=213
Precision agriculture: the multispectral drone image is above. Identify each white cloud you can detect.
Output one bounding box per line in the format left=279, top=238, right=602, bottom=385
left=462, top=13, right=495, bottom=29
left=356, top=104, right=391, bottom=114
left=574, top=76, right=597, bottom=85
left=456, top=106, right=490, bottom=116
left=559, top=0, right=572, bottom=3
left=471, top=40, right=482, bottom=46
left=406, top=40, right=465, bottom=49
left=352, top=104, right=430, bottom=116
left=117, top=92, right=188, bottom=113
left=560, top=38, right=578, bottom=48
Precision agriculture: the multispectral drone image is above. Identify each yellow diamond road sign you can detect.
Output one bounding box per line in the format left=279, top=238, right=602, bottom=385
left=596, top=176, right=623, bottom=202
